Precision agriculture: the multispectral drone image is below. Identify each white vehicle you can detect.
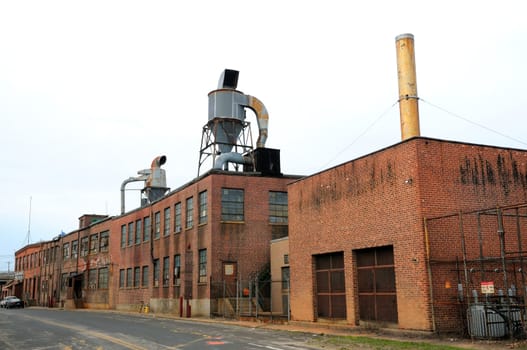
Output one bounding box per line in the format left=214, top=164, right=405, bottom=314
left=0, top=296, right=24, bottom=308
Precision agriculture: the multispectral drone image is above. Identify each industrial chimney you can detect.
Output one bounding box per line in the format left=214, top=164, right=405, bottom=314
left=396, top=33, right=421, bottom=140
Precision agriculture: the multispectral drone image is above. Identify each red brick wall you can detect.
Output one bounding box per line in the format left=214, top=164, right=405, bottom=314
left=289, top=138, right=527, bottom=332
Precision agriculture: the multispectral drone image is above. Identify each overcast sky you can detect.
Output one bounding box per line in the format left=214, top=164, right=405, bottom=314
left=1, top=1, right=526, bottom=271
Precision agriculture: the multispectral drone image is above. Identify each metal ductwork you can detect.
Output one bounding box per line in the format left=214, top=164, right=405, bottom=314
left=120, top=155, right=168, bottom=214
left=396, top=33, right=421, bottom=140
left=208, top=69, right=269, bottom=170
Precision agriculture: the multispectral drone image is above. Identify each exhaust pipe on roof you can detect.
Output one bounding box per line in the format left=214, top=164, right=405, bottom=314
left=396, top=33, right=421, bottom=140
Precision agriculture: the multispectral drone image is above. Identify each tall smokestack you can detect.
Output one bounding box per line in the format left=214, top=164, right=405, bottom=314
left=396, top=33, right=420, bottom=140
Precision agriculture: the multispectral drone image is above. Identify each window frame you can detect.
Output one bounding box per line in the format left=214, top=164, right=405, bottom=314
left=141, top=266, right=149, bottom=288
left=163, top=207, right=171, bottom=236
left=269, top=191, right=288, bottom=224
left=221, top=188, right=244, bottom=222
left=198, top=249, right=207, bottom=283
left=186, top=197, right=194, bottom=229
left=154, top=211, right=161, bottom=239
left=174, top=202, right=182, bottom=233
left=143, top=216, right=151, bottom=242
left=199, top=190, right=208, bottom=225
left=135, top=219, right=142, bottom=245
left=121, top=225, right=127, bottom=248
left=99, top=267, right=109, bottom=289
left=174, top=254, right=181, bottom=286
left=100, top=231, right=109, bottom=252
left=163, top=256, right=170, bottom=287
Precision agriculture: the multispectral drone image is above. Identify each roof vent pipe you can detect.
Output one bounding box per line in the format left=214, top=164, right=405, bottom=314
left=396, top=33, right=421, bottom=140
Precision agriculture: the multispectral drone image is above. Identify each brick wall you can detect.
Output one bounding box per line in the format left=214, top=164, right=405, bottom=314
left=289, top=137, right=527, bottom=332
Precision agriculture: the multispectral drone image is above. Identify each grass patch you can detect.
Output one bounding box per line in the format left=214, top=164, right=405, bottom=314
left=314, top=335, right=466, bottom=349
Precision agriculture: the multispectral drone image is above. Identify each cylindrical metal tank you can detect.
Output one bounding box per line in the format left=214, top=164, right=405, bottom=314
left=207, top=89, right=248, bottom=154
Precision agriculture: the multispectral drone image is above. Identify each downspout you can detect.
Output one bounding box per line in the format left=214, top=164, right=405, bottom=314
left=423, top=217, right=436, bottom=331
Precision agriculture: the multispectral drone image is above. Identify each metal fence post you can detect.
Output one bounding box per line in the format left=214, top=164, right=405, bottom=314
left=255, top=276, right=259, bottom=319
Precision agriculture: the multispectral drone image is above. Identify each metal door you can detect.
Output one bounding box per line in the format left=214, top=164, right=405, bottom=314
left=357, top=245, right=398, bottom=323
left=315, top=252, right=346, bottom=319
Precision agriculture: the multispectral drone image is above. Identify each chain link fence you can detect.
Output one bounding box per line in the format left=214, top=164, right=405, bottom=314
left=210, top=277, right=290, bottom=322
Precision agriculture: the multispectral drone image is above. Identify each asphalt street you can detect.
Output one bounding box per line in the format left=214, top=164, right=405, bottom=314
left=0, top=307, right=326, bottom=350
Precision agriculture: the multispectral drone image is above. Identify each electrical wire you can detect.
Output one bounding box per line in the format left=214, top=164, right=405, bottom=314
left=317, top=100, right=399, bottom=172
left=420, top=98, right=527, bottom=148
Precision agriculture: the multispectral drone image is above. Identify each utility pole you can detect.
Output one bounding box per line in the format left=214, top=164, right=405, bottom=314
left=7, top=261, right=10, bottom=273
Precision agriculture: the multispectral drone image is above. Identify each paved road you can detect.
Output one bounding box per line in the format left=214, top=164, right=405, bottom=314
left=0, top=307, right=326, bottom=349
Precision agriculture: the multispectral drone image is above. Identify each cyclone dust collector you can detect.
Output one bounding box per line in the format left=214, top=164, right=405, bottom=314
left=198, top=69, right=275, bottom=175
left=120, top=155, right=169, bottom=214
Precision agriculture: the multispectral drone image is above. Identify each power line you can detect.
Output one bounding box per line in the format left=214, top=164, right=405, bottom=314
left=317, top=100, right=399, bottom=172
left=420, top=98, right=527, bottom=148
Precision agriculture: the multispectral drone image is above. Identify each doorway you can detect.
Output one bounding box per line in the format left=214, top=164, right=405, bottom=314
left=315, top=252, right=346, bottom=319
left=356, top=245, right=398, bottom=323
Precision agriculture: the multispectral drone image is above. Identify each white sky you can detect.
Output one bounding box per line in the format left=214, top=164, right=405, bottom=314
left=1, top=1, right=526, bottom=270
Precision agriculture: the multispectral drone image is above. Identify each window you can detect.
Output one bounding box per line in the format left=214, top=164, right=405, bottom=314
left=174, top=254, right=181, bottom=286
left=163, top=207, right=171, bottom=236
left=88, top=269, right=97, bottom=289
left=72, top=240, right=78, bottom=258
left=143, top=216, right=151, bottom=242
left=126, top=268, right=133, bottom=288
left=80, top=237, right=89, bottom=257
left=61, top=273, right=69, bottom=291
left=199, top=249, right=207, bottom=283
left=282, top=266, right=290, bottom=290
left=134, top=267, right=140, bottom=288
left=135, top=219, right=142, bottom=245
left=128, top=222, right=134, bottom=246
left=186, top=197, right=194, bottom=228
left=99, top=267, right=108, bottom=289
left=163, top=256, right=170, bottom=287
left=221, top=188, right=244, bottom=221
left=199, top=191, right=208, bottom=224
left=142, top=266, right=149, bottom=287
left=269, top=191, right=288, bottom=223
left=153, top=259, right=159, bottom=287
left=121, top=225, right=127, bottom=248
left=90, top=233, right=98, bottom=254
left=174, top=202, right=182, bottom=233
left=63, top=243, right=70, bottom=259
left=154, top=211, right=161, bottom=239
left=100, top=231, right=109, bottom=252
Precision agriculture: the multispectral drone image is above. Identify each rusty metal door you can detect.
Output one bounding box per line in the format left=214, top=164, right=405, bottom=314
left=315, top=252, right=346, bottom=319
left=357, top=245, right=398, bottom=323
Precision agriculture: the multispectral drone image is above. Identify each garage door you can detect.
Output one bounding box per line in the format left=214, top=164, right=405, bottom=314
left=356, top=245, right=398, bottom=323
left=315, top=252, right=346, bottom=319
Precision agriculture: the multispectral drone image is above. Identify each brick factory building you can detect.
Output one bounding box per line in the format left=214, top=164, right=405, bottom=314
left=288, top=137, right=527, bottom=335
